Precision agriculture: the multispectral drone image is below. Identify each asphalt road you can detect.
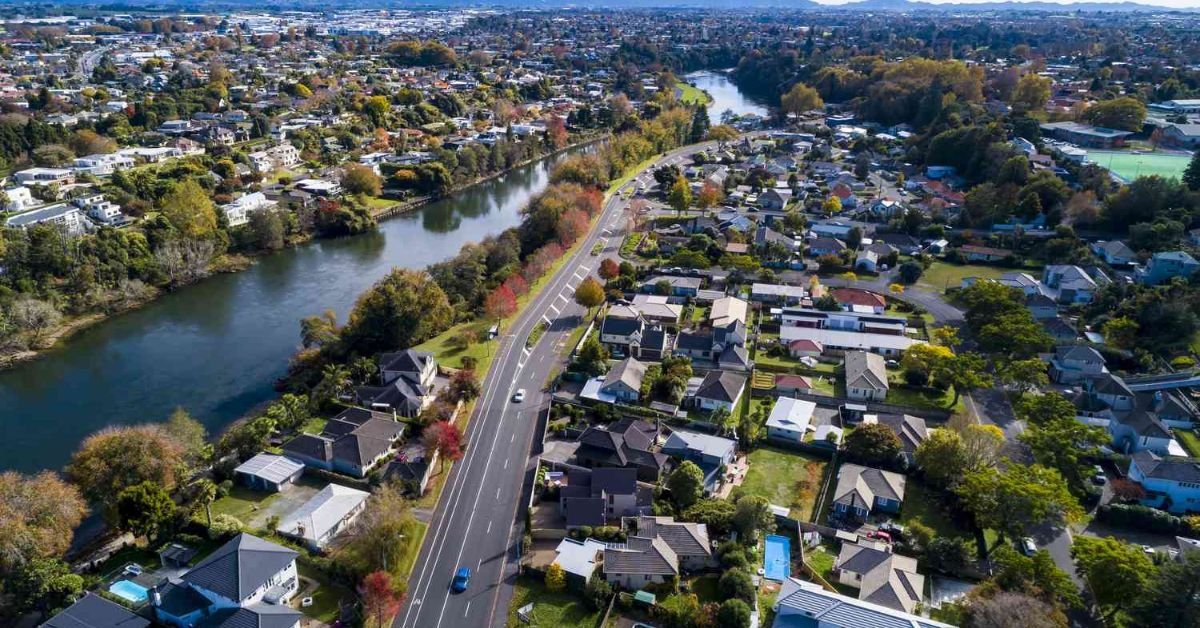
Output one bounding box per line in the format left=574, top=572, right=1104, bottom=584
left=395, top=141, right=719, bottom=628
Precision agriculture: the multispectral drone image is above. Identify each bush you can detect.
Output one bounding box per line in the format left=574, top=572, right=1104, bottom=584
left=1171, top=355, right=1196, bottom=368
left=718, top=568, right=755, bottom=604
left=1096, top=503, right=1192, bottom=535
left=207, top=514, right=244, bottom=539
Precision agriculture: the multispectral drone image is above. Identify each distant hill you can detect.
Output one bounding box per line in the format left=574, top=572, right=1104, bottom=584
left=841, top=0, right=1191, bottom=12
left=2, top=0, right=1192, bottom=11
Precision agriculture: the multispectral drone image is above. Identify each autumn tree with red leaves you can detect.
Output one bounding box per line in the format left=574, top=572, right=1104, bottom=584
left=360, top=570, right=405, bottom=628
left=484, top=284, right=518, bottom=320
left=599, top=258, right=620, bottom=280
left=423, top=421, right=465, bottom=471
left=557, top=208, right=589, bottom=246
left=503, top=274, right=529, bottom=297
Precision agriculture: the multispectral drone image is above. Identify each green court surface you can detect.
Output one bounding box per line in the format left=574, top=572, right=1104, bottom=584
left=1088, top=150, right=1191, bottom=181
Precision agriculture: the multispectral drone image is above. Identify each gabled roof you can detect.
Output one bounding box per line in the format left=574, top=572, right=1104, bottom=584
left=833, top=464, right=906, bottom=509
left=871, top=414, right=928, bottom=454
left=767, top=397, right=816, bottom=433
left=1133, top=450, right=1200, bottom=483
left=845, top=351, right=888, bottom=391
left=775, top=578, right=954, bottom=628
left=635, top=515, right=711, bottom=558
left=198, top=604, right=304, bottom=628
left=183, top=533, right=298, bottom=602
left=277, top=483, right=371, bottom=545
left=603, top=535, right=678, bottom=576
left=42, top=593, right=149, bottom=628
left=837, top=543, right=924, bottom=613
left=694, top=370, right=747, bottom=403
left=379, top=349, right=433, bottom=375
left=663, top=428, right=736, bottom=461
left=234, top=453, right=304, bottom=485
left=602, top=357, right=647, bottom=393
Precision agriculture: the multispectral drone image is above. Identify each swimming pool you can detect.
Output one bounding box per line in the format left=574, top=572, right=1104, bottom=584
left=108, top=579, right=150, bottom=605
left=763, top=534, right=791, bottom=581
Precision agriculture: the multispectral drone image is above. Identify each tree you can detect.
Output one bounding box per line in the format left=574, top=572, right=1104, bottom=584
left=598, top=257, right=620, bottom=280
left=447, top=369, right=481, bottom=402
left=9, top=558, right=84, bottom=615
left=938, top=352, right=991, bottom=405
left=1101, top=316, right=1138, bottom=350
left=0, top=471, right=87, bottom=575
left=1071, top=536, right=1152, bottom=620
left=116, top=481, right=177, bottom=540
left=66, top=425, right=185, bottom=513
left=898, top=260, right=924, bottom=284
left=956, top=463, right=1082, bottom=540
left=781, top=82, right=824, bottom=115
left=193, top=478, right=218, bottom=529
left=423, top=421, right=465, bottom=471
left=719, top=568, right=756, bottom=604
left=717, top=599, right=751, bottom=628
left=988, top=545, right=1082, bottom=610
left=161, top=178, right=218, bottom=239
left=1083, top=96, right=1147, bottom=132
left=732, top=495, right=774, bottom=543
left=697, top=181, right=723, bottom=210
left=844, top=422, right=902, bottom=468
left=484, top=284, right=518, bottom=320
left=341, top=269, right=454, bottom=356
left=667, top=461, right=705, bottom=510
left=1130, top=551, right=1200, bottom=628
left=9, top=298, right=62, bottom=344
left=682, top=499, right=737, bottom=536
left=822, top=196, right=842, bottom=215
left=164, top=407, right=211, bottom=470
left=342, top=483, right=418, bottom=576
left=1010, top=74, right=1052, bottom=115
left=545, top=562, right=567, bottom=592
left=668, top=175, right=692, bottom=214
left=360, top=570, right=405, bottom=628
left=1016, top=393, right=1108, bottom=489
left=249, top=207, right=286, bottom=251
left=708, top=125, right=738, bottom=144
left=925, top=537, right=974, bottom=575
left=573, top=336, right=609, bottom=377
left=959, top=423, right=1005, bottom=472
left=965, top=591, right=1067, bottom=628
left=574, top=276, right=605, bottom=315
left=915, top=429, right=969, bottom=488
left=998, top=358, right=1049, bottom=394
left=1184, top=151, right=1200, bottom=191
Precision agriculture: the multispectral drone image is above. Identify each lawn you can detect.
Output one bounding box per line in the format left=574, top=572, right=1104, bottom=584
left=883, top=374, right=963, bottom=413
left=740, top=446, right=829, bottom=521
left=506, top=576, right=604, bottom=628
left=1088, top=150, right=1190, bottom=182
left=297, top=562, right=354, bottom=624
left=675, top=81, right=712, bottom=105
left=1177, top=429, right=1200, bottom=457
left=395, top=518, right=428, bottom=578
left=803, top=543, right=859, bottom=597
left=209, top=486, right=282, bottom=523
left=899, top=480, right=973, bottom=541
left=918, top=261, right=1008, bottom=292
left=687, top=574, right=721, bottom=603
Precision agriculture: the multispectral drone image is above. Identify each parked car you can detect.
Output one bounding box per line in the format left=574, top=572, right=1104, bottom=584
left=124, top=564, right=143, bottom=576
left=1020, top=537, right=1037, bottom=556
left=878, top=522, right=906, bottom=536
left=1092, top=473, right=1108, bottom=485
left=451, top=566, right=471, bottom=593
left=865, top=530, right=892, bottom=543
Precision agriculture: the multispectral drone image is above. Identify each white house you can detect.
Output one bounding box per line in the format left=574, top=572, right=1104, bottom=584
left=2, top=186, right=35, bottom=212
left=73, top=193, right=125, bottom=225
left=221, top=192, right=278, bottom=227
left=765, top=396, right=816, bottom=444
left=14, top=167, right=74, bottom=186
left=6, top=203, right=87, bottom=236
left=276, top=483, right=371, bottom=550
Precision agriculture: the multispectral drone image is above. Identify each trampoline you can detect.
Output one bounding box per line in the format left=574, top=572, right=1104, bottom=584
left=763, top=534, right=791, bottom=581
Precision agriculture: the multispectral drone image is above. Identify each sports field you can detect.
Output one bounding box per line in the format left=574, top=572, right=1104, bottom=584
left=1087, top=150, right=1191, bottom=182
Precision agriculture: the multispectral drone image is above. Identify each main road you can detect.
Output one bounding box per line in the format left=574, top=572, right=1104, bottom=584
left=395, top=140, right=720, bottom=628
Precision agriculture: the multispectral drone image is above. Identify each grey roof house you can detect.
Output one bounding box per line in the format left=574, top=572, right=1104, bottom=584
left=831, top=464, right=906, bottom=521
left=282, top=407, right=405, bottom=478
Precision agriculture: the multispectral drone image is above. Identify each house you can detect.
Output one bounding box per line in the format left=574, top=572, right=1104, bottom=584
left=863, top=414, right=928, bottom=464
left=2, top=186, right=35, bottom=212
left=575, top=418, right=669, bottom=482
left=873, top=233, right=922, bottom=256
left=1050, top=345, right=1107, bottom=384
left=662, top=428, right=737, bottom=491
left=152, top=534, right=301, bottom=628
left=854, top=249, right=879, bottom=273
left=43, top=593, right=150, bottom=628
left=834, top=542, right=924, bottom=613
left=552, top=537, right=607, bottom=585
left=233, top=453, right=305, bottom=492
left=6, top=203, right=87, bottom=236
left=772, top=578, right=954, bottom=628
left=600, top=357, right=647, bottom=403
left=282, top=407, right=405, bottom=478
left=775, top=374, right=817, bottom=397
left=709, top=296, right=748, bottom=328
left=691, top=370, right=747, bottom=412
left=1091, top=240, right=1137, bottom=266
left=1042, top=265, right=1104, bottom=304
left=807, top=237, right=847, bottom=258
left=766, top=397, right=817, bottom=444
left=559, top=467, right=650, bottom=527
left=759, top=188, right=792, bottom=210
left=959, top=244, right=1012, bottom=263
left=277, top=483, right=370, bottom=550
left=602, top=535, right=678, bottom=589
left=630, top=294, right=683, bottom=325
left=1138, top=251, right=1200, bottom=285
left=779, top=308, right=921, bottom=357
left=634, top=515, right=714, bottom=571
left=221, top=192, right=277, bottom=227
left=1128, top=450, right=1200, bottom=514
left=830, top=288, right=887, bottom=314
left=14, top=167, right=75, bottom=186
left=750, top=283, right=807, bottom=306
left=1026, top=293, right=1059, bottom=319
left=674, top=319, right=747, bottom=362
left=787, top=338, right=825, bottom=359
left=356, top=350, right=437, bottom=417
left=600, top=309, right=648, bottom=356
left=832, top=464, right=906, bottom=520
left=386, top=441, right=436, bottom=496
left=780, top=325, right=919, bottom=358
left=74, top=193, right=125, bottom=225
left=641, top=275, right=702, bottom=297
left=844, top=351, right=889, bottom=402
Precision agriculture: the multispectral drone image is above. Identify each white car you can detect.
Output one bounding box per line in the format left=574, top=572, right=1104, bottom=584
left=512, top=389, right=526, bottom=403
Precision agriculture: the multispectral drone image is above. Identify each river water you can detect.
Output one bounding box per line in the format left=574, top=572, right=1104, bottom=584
left=0, top=149, right=584, bottom=473
left=686, top=70, right=770, bottom=126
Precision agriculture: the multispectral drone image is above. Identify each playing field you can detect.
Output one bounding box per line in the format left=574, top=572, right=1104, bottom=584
left=1087, top=150, right=1191, bottom=182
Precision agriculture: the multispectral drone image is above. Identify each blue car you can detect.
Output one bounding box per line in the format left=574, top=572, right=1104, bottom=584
left=451, top=566, right=471, bottom=593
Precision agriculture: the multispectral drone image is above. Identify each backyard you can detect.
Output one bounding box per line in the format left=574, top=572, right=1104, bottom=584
left=296, top=562, right=354, bottom=624
left=899, top=480, right=974, bottom=541
left=507, top=576, right=604, bottom=628
left=917, top=261, right=1008, bottom=292
left=803, top=542, right=859, bottom=597
left=740, top=446, right=829, bottom=521
left=202, top=476, right=326, bottom=529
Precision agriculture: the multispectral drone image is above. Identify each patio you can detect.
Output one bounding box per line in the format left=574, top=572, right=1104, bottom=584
left=713, top=454, right=749, bottom=499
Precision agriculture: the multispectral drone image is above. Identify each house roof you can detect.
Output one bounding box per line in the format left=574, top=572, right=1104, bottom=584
left=775, top=578, right=954, bottom=628
left=564, top=497, right=607, bottom=527
left=1133, top=450, right=1200, bottom=483
left=379, top=349, right=433, bottom=375
left=553, top=537, right=607, bottom=580
left=870, top=414, right=928, bottom=454
left=836, top=543, right=924, bottom=613
left=636, top=515, right=711, bottom=558
left=833, top=464, right=906, bottom=510
left=42, top=593, right=149, bottom=628
left=602, top=357, right=647, bottom=393
left=710, top=296, right=748, bottom=327
left=775, top=374, right=815, bottom=390
left=695, top=370, right=747, bottom=403
left=831, top=288, right=886, bottom=309
left=183, top=533, right=298, bottom=602
left=663, top=428, right=736, bottom=461
left=283, top=413, right=404, bottom=471
left=277, top=483, right=371, bottom=545
left=603, top=535, right=678, bottom=576
left=845, top=351, right=888, bottom=391
left=766, top=397, right=816, bottom=433
left=234, top=453, right=304, bottom=485
left=197, top=604, right=304, bottom=628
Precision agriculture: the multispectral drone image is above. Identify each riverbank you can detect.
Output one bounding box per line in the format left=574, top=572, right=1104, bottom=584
left=0, top=136, right=605, bottom=374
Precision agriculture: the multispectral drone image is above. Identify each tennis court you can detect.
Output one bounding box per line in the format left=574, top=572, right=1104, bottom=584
left=1087, top=150, right=1191, bottom=182
left=763, top=534, right=791, bottom=581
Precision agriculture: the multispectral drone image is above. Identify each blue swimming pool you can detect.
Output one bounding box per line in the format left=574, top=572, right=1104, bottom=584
left=763, top=534, right=791, bottom=581
left=108, top=579, right=150, bottom=604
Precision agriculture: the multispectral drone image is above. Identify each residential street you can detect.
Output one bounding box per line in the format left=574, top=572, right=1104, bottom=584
left=394, top=141, right=721, bottom=628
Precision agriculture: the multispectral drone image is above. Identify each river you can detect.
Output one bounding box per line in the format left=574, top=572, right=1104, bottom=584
left=0, top=148, right=586, bottom=473
left=685, top=70, right=770, bottom=126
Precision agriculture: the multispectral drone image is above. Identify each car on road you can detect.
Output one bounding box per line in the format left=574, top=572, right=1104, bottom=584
left=451, top=566, right=471, bottom=593
left=512, top=389, right=526, bottom=403
left=1020, top=537, right=1037, bottom=556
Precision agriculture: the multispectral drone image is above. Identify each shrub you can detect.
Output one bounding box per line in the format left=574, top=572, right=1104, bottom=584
left=1097, top=503, right=1190, bottom=535
left=207, top=514, right=244, bottom=539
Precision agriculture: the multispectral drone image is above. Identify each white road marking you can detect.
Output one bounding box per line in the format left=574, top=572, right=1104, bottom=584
left=486, top=520, right=492, bottom=534
left=464, top=602, right=471, bottom=617
left=511, top=433, right=515, bottom=443
left=548, top=304, right=560, bottom=314
left=504, top=457, right=509, bottom=469
left=496, top=487, right=502, bottom=500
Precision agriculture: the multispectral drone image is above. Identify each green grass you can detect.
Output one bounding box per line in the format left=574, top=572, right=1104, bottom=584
left=918, top=261, right=1008, bottom=291
left=620, top=232, right=644, bottom=257
left=297, top=562, right=353, bottom=624
left=300, top=415, right=327, bottom=435
left=1088, top=150, right=1190, bottom=181
left=740, top=446, right=829, bottom=521
left=883, top=375, right=963, bottom=413
left=675, top=81, right=712, bottom=105
left=687, top=574, right=721, bottom=603
left=803, top=543, right=859, bottom=597
left=1177, top=429, right=1200, bottom=457
left=527, top=320, right=548, bottom=348
left=208, top=486, right=282, bottom=523
left=96, top=545, right=162, bottom=581
left=506, top=576, right=604, bottom=628
left=606, top=154, right=659, bottom=196
left=395, top=518, right=428, bottom=579
left=899, top=481, right=973, bottom=540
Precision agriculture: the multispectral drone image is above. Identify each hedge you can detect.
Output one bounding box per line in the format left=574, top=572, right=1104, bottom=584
left=1096, top=503, right=1196, bottom=536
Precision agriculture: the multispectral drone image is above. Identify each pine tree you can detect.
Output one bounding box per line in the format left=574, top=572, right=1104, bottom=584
left=1184, top=151, right=1200, bottom=191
